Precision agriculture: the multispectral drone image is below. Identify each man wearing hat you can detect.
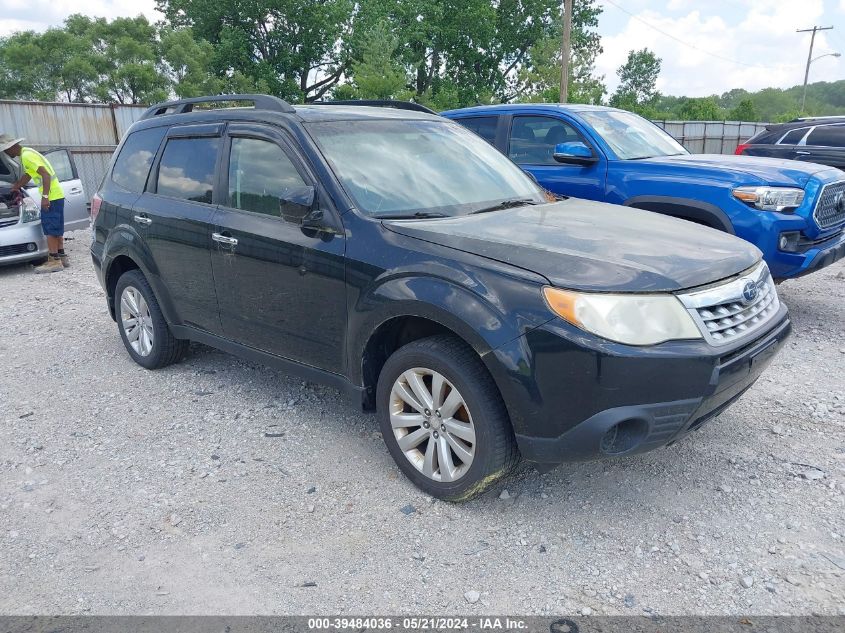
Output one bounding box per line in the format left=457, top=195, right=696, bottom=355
left=0, top=133, right=67, bottom=273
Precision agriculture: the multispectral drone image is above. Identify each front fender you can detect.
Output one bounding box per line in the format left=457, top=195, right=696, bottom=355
left=624, top=195, right=736, bottom=234
left=346, top=265, right=552, bottom=387
left=103, top=224, right=180, bottom=326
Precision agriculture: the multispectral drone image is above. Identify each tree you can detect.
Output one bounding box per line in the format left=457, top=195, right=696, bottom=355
left=677, top=97, right=724, bottom=121
left=728, top=98, right=758, bottom=122
left=345, top=20, right=411, bottom=100
left=610, top=48, right=661, bottom=113
left=515, top=0, right=605, bottom=104
left=159, top=27, right=224, bottom=98
left=156, top=0, right=354, bottom=102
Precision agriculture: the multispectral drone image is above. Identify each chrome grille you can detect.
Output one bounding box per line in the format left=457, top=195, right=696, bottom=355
left=813, top=181, right=845, bottom=229
left=678, top=263, right=780, bottom=346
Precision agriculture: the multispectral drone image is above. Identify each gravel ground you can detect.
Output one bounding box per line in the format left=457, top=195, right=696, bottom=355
left=1, top=229, right=844, bottom=616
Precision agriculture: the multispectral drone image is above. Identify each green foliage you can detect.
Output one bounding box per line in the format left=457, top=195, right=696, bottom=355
left=728, top=98, right=758, bottom=122
left=515, top=0, right=605, bottom=105
left=2, top=1, right=843, bottom=120
left=676, top=97, right=725, bottom=121
left=609, top=48, right=660, bottom=114
left=345, top=20, right=412, bottom=100
left=156, top=0, right=354, bottom=102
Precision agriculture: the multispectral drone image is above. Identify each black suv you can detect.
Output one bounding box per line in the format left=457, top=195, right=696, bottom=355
left=737, top=116, right=845, bottom=170
left=91, top=95, right=791, bottom=501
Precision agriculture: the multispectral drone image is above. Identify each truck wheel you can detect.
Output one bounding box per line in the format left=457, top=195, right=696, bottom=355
left=115, top=269, right=187, bottom=369
left=376, top=335, right=519, bottom=501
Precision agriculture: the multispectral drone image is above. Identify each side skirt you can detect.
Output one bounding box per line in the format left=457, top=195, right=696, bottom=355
left=170, top=325, right=368, bottom=409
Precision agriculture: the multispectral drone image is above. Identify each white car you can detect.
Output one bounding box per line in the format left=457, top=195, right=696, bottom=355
left=0, top=148, right=88, bottom=266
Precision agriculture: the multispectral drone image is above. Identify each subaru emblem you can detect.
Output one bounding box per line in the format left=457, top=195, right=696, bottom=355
left=741, top=280, right=759, bottom=304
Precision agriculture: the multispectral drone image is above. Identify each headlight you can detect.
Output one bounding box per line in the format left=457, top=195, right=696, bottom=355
left=542, top=287, right=702, bottom=346
left=732, top=186, right=804, bottom=212
left=21, top=196, right=40, bottom=223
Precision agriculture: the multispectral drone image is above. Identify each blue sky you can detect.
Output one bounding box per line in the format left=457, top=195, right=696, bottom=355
left=1, top=0, right=844, bottom=97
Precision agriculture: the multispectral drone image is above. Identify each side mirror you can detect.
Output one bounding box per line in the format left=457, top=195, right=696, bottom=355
left=279, top=185, right=316, bottom=224
left=553, top=142, right=598, bottom=166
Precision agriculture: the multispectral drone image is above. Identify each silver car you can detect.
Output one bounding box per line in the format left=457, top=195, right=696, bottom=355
left=0, top=148, right=88, bottom=266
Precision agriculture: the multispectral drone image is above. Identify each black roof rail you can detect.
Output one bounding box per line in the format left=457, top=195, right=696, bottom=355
left=140, top=94, right=296, bottom=120
left=310, top=100, right=437, bottom=115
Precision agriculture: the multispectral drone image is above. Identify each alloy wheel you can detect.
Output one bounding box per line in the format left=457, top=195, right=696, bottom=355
left=120, top=286, right=154, bottom=357
left=389, top=368, right=477, bottom=482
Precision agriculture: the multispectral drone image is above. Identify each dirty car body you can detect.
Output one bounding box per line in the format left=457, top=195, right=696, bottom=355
left=91, top=96, right=790, bottom=499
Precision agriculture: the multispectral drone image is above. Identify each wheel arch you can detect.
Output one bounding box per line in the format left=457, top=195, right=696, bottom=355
left=358, top=312, right=491, bottom=410
left=102, top=232, right=178, bottom=326
left=624, top=195, right=735, bottom=234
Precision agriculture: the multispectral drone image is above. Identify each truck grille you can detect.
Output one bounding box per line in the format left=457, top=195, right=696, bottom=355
left=814, top=181, right=845, bottom=229
left=677, top=263, right=780, bottom=346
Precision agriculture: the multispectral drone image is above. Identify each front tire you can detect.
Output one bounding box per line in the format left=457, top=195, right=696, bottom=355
left=115, top=269, right=187, bottom=369
left=376, top=335, right=519, bottom=501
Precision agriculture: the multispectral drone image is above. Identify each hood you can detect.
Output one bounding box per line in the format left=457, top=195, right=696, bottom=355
left=643, top=154, right=831, bottom=187
left=383, top=199, right=761, bottom=292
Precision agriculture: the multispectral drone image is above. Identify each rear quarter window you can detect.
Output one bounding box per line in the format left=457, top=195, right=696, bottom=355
left=111, top=127, right=167, bottom=193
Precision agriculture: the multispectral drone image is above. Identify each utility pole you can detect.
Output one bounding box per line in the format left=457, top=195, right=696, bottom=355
left=797, top=25, right=833, bottom=112
left=560, top=0, right=573, bottom=103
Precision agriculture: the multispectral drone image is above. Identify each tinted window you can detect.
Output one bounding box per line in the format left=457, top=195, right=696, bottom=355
left=155, top=137, right=219, bottom=204
left=227, top=137, right=306, bottom=216
left=779, top=128, right=808, bottom=144
left=509, top=116, right=587, bottom=165
left=112, top=127, right=166, bottom=193
left=456, top=117, right=498, bottom=144
left=806, top=125, right=845, bottom=148
left=43, top=149, right=74, bottom=181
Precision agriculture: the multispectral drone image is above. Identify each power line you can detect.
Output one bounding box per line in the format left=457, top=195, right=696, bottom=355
left=600, top=0, right=798, bottom=71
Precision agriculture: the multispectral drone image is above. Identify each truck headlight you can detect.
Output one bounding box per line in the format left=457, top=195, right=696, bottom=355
left=21, top=196, right=40, bottom=223
left=542, top=287, right=702, bottom=346
left=732, top=186, right=804, bottom=212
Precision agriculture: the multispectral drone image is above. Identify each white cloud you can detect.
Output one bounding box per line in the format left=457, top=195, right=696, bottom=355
left=596, top=2, right=844, bottom=97
left=0, top=0, right=160, bottom=35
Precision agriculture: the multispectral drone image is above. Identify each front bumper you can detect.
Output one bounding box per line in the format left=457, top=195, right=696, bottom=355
left=0, top=220, right=47, bottom=265
left=787, top=229, right=845, bottom=278
left=484, top=305, right=791, bottom=467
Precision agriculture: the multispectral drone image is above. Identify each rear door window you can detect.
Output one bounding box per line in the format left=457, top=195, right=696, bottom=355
left=805, top=124, right=845, bottom=148
left=508, top=116, right=585, bottom=165
left=455, top=117, right=498, bottom=145
left=112, top=127, right=167, bottom=193
left=154, top=137, right=219, bottom=204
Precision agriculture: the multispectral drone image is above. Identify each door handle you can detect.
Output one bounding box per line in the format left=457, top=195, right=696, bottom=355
left=212, top=232, right=238, bottom=246
left=133, top=215, right=152, bottom=225
left=796, top=151, right=811, bottom=155
left=68, top=187, right=83, bottom=194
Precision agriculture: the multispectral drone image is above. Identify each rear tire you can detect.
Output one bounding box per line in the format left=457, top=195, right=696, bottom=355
left=376, top=335, right=519, bottom=501
left=115, top=269, right=187, bottom=369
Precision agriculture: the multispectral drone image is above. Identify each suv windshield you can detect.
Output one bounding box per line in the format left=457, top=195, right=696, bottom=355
left=580, top=110, right=688, bottom=160
left=307, top=119, right=545, bottom=218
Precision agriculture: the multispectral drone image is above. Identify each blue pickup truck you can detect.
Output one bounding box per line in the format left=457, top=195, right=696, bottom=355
left=441, top=104, right=845, bottom=280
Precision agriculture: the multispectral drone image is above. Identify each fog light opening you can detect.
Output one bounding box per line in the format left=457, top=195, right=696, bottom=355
left=778, top=231, right=801, bottom=253
left=27, top=243, right=36, bottom=252
left=600, top=418, right=649, bottom=455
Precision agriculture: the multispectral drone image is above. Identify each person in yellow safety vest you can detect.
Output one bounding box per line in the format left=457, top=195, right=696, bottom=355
left=0, top=133, right=68, bottom=273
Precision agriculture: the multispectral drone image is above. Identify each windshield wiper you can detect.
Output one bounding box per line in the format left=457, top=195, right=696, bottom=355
left=470, top=198, right=539, bottom=215
left=373, top=211, right=450, bottom=219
